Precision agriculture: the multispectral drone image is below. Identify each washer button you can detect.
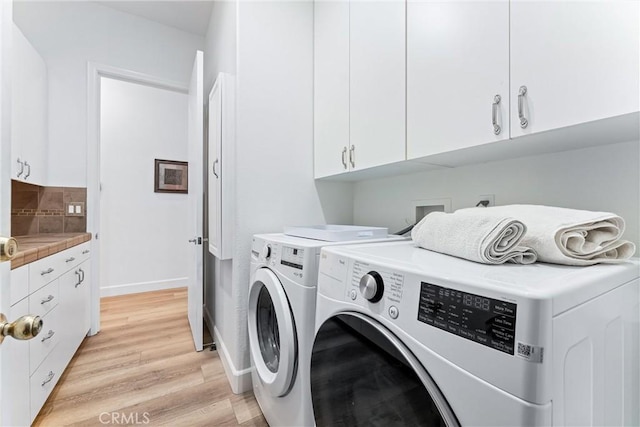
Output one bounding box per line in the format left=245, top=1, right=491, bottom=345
left=389, top=306, right=399, bottom=319
left=349, top=289, right=357, bottom=300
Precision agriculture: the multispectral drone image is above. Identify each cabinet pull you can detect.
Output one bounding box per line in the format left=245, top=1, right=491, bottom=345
left=41, top=330, right=55, bottom=342
left=80, top=268, right=85, bottom=283
left=341, top=147, right=348, bottom=169
left=41, top=371, right=55, bottom=387
left=492, top=95, right=502, bottom=135
left=16, top=158, right=24, bottom=178
left=82, top=249, right=90, bottom=255
left=75, top=270, right=82, bottom=287
left=24, top=161, right=31, bottom=179
left=66, top=257, right=76, bottom=263
left=518, top=86, right=528, bottom=128
left=212, top=158, right=219, bottom=178
left=349, top=145, right=355, bottom=169
left=41, top=268, right=54, bottom=276
left=41, top=295, right=55, bottom=304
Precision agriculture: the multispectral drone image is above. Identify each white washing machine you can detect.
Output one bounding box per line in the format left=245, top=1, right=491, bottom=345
left=311, top=240, right=640, bottom=426
left=247, top=233, right=405, bottom=427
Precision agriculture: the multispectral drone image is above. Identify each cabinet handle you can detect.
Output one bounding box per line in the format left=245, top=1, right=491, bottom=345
left=41, top=295, right=55, bottom=304
left=341, top=147, right=348, bottom=169
left=40, top=330, right=55, bottom=342
left=349, top=145, right=355, bottom=169
left=518, top=86, right=528, bottom=128
left=492, top=95, right=502, bottom=135
left=24, top=161, right=31, bottom=179
left=212, top=158, right=219, bottom=178
left=75, top=270, right=82, bottom=287
left=16, top=158, right=24, bottom=178
left=41, top=371, right=55, bottom=387
left=82, top=249, right=90, bottom=255
left=80, top=268, right=85, bottom=283
left=66, top=257, right=76, bottom=263
left=41, top=268, right=54, bottom=276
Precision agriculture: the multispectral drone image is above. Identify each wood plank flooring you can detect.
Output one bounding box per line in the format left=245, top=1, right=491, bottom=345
left=33, top=288, right=268, bottom=426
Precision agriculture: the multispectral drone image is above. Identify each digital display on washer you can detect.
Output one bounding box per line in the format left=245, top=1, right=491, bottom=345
left=417, top=282, right=517, bottom=355
left=280, top=246, right=304, bottom=270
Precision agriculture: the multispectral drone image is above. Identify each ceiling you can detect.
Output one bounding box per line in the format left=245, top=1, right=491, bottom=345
left=95, top=1, right=214, bottom=36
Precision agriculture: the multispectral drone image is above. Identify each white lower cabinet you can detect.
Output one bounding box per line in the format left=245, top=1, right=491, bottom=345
left=4, top=241, right=92, bottom=424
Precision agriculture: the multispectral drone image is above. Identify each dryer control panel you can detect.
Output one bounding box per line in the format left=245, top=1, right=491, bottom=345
left=417, top=282, right=517, bottom=355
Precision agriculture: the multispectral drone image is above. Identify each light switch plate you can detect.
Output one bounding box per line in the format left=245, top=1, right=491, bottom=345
left=65, top=202, right=85, bottom=217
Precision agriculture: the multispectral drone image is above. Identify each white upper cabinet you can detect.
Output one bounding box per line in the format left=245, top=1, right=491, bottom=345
left=407, top=1, right=509, bottom=159
left=349, top=0, right=406, bottom=171
left=510, top=1, right=639, bottom=137
left=12, top=24, right=48, bottom=185
left=208, top=73, right=234, bottom=260
left=314, top=0, right=350, bottom=178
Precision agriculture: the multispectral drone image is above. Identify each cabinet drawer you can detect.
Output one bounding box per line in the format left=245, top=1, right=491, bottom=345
left=30, top=345, right=63, bottom=423
left=10, top=264, right=29, bottom=306
left=30, top=306, right=59, bottom=374
left=29, top=253, right=63, bottom=293
left=29, top=279, right=59, bottom=318
left=61, top=242, right=91, bottom=271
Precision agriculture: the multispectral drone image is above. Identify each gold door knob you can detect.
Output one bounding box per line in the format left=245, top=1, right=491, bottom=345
left=0, top=237, right=18, bottom=261
left=0, top=313, right=43, bottom=344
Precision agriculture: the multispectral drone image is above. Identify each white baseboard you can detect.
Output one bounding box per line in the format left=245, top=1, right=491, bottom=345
left=214, top=326, right=252, bottom=394
left=100, top=278, right=188, bottom=297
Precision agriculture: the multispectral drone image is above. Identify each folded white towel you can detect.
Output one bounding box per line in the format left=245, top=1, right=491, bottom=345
left=411, top=210, right=537, bottom=265
left=460, top=205, right=636, bottom=266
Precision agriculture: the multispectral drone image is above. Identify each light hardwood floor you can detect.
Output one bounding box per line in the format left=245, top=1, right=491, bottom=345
left=33, top=288, right=268, bottom=426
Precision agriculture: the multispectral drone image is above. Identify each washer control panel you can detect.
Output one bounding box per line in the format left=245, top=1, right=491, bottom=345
left=417, top=282, right=517, bottom=355
left=280, top=246, right=304, bottom=270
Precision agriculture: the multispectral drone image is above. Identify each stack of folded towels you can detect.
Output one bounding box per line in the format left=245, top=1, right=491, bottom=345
left=411, top=205, right=636, bottom=266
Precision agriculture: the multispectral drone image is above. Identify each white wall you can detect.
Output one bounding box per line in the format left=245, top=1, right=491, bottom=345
left=353, top=140, right=640, bottom=248
left=99, top=77, right=189, bottom=296
left=13, top=1, right=204, bottom=187
left=203, top=1, right=354, bottom=391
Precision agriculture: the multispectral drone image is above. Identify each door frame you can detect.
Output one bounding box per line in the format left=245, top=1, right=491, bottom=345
left=86, top=63, right=188, bottom=334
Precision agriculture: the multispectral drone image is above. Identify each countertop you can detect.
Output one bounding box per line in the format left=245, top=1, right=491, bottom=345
left=11, top=233, right=92, bottom=270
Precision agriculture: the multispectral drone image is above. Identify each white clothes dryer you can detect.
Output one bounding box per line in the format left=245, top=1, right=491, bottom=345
left=311, top=240, right=640, bottom=426
left=247, top=233, right=405, bottom=427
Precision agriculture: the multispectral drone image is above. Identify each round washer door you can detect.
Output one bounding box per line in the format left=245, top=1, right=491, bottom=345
left=248, top=267, right=297, bottom=397
left=311, top=313, right=459, bottom=427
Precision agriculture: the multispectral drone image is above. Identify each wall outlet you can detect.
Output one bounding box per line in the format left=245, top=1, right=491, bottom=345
left=476, top=194, right=495, bottom=207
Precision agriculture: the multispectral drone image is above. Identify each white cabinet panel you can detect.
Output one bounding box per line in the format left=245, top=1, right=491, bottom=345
left=12, top=24, right=48, bottom=185
left=314, top=0, right=350, bottom=178
left=29, top=306, right=59, bottom=374
left=208, top=73, right=235, bottom=260
left=510, top=1, right=639, bottom=137
left=407, top=1, right=509, bottom=159
left=10, top=264, right=28, bottom=306
left=349, top=0, right=405, bottom=171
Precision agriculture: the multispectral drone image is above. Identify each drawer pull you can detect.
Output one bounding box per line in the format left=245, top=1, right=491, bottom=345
left=82, top=250, right=90, bottom=255
left=75, top=270, right=82, bottom=287
left=41, top=295, right=55, bottom=304
left=41, top=330, right=55, bottom=342
left=66, top=257, right=76, bottom=263
left=41, top=371, right=55, bottom=387
left=41, top=268, right=54, bottom=276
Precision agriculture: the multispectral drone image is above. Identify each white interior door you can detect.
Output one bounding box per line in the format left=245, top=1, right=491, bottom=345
left=0, top=0, right=13, bottom=421
left=187, top=50, right=204, bottom=351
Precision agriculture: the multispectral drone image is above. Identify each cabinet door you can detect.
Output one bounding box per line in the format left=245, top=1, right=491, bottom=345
left=510, top=1, right=639, bottom=137
left=11, top=24, right=48, bottom=185
left=208, top=73, right=234, bottom=260
left=407, top=1, right=509, bottom=159
left=58, top=263, right=88, bottom=364
left=314, top=0, right=350, bottom=178
left=349, top=0, right=405, bottom=171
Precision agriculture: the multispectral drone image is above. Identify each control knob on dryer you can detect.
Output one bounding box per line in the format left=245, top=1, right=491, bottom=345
left=262, top=244, right=272, bottom=260
left=359, top=271, right=384, bottom=303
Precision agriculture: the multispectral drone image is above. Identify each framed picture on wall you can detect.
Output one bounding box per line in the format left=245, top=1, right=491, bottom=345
left=154, top=159, right=188, bottom=194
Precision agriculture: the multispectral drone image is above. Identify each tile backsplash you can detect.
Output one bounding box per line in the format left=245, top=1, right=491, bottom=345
left=12, top=180, right=87, bottom=235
